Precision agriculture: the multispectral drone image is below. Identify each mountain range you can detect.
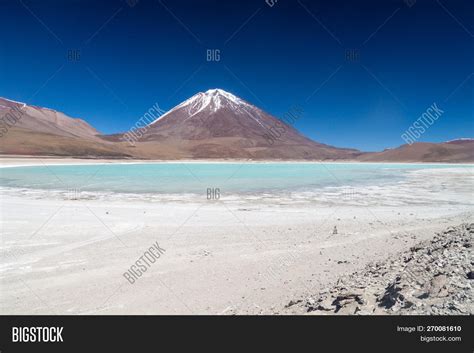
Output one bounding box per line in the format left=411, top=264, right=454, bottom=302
left=0, top=90, right=472, bottom=162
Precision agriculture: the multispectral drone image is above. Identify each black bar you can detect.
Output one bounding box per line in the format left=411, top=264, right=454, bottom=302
left=1, top=315, right=472, bottom=352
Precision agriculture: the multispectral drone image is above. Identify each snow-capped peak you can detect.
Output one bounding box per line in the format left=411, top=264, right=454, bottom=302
left=149, top=89, right=251, bottom=125
left=203, top=88, right=242, bottom=103
left=198, top=88, right=247, bottom=112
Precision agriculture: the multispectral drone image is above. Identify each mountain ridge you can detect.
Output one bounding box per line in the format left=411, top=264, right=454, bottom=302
left=0, top=92, right=472, bottom=162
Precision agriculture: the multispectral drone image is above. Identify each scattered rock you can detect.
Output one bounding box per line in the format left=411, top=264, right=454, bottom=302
left=316, top=297, right=334, bottom=311
left=285, top=299, right=302, bottom=308
left=291, top=223, right=474, bottom=315
left=378, top=277, right=406, bottom=309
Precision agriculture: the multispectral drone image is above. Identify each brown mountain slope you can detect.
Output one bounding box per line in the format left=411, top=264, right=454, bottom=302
left=0, top=98, right=132, bottom=158
left=0, top=127, right=132, bottom=157
left=358, top=140, right=474, bottom=163
left=0, top=97, right=100, bottom=139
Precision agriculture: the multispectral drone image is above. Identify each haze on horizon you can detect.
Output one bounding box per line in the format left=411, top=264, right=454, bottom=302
left=0, top=0, right=472, bottom=151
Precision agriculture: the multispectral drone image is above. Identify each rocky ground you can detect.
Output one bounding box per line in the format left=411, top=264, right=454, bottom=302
left=286, top=223, right=473, bottom=315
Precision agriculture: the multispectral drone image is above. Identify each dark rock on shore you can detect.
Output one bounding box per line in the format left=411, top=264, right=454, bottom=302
left=293, top=223, right=473, bottom=315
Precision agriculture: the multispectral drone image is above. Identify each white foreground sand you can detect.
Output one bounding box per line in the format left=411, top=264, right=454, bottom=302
left=0, top=159, right=473, bottom=314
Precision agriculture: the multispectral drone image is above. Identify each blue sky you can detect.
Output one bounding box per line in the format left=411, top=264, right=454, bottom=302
left=0, top=0, right=472, bottom=151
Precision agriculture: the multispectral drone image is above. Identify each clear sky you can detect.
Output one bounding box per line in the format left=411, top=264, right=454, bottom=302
left=0, top=0, right=472, bottom=151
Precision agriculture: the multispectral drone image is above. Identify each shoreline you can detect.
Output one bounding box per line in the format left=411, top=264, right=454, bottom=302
left=1, top=156, right=473, bottom=168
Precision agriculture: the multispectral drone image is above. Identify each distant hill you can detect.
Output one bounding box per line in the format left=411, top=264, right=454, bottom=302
left=0, top=97, right=131, bottom=158
left=357, top=139, right=474, bottom=163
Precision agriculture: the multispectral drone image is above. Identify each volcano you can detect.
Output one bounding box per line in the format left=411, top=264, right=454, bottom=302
left=127, top=89, right=361, bottom=160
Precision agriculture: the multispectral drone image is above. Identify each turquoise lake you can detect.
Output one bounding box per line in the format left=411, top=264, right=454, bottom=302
left=0, top=163, right=472, bottom=195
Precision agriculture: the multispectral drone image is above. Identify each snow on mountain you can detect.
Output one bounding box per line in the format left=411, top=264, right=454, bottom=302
left=0, top=97, right=27, bottom=108
left=149, top=89, right=254, bottom=126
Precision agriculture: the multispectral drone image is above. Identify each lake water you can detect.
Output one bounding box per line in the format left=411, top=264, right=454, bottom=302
left=1, top=163, right=472, bottom=205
